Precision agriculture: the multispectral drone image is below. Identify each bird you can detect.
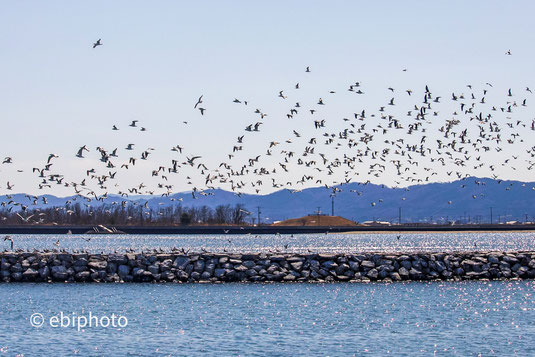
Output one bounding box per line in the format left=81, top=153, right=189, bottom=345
left=186, top=156, right=201, bottom=166
left=2, top=63, right=535, bottom=231
left=47, top=153, right=59, bottom=163
left=194, top=95, right=203, bottom=109
left=3, top=236, right=13, bottom=250
left=92, top=39, right=102, bottom=48
left=16, top=213, right=34, bottom=223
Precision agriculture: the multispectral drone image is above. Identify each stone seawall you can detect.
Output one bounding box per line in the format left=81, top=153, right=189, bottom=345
left=2, top=251, right=535, bottom=283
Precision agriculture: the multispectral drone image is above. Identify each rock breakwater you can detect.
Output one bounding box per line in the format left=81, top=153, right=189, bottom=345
left=2, top=251, right=535, bottom=283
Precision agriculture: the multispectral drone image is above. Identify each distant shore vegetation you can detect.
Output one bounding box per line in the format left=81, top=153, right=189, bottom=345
left=0, top=203, right=250, bottom=226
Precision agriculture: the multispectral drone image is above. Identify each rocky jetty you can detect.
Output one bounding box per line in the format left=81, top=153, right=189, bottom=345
left=2, top=251, right=535, bottom=283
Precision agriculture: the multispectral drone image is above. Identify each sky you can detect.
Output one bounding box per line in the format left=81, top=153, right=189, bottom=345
left=1, top=1, right=535, bottom=196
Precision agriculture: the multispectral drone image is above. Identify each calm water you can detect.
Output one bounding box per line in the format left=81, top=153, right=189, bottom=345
left=1, top=281, right=535, bottom=356
left=2, top=231, right=535, bottom=253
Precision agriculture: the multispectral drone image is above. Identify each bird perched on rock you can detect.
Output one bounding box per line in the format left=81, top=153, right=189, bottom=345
left=3, top=236, right=13, bottom=250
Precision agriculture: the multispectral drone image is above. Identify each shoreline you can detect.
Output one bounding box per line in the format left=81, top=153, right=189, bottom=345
left=1, top=224, right=535, bottom=235
left=2, top=250, right=534, bottom=283
left=334, top=230, right=535, bottom=234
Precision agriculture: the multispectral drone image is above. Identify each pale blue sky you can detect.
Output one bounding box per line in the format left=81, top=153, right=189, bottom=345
left=1, top=1, right=534, bottom=195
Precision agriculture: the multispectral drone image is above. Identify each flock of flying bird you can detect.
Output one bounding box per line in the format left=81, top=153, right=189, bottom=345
left=1, top=40, right=535, bottom=225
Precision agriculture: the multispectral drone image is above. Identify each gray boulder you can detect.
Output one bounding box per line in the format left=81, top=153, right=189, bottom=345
left=361, top=260, right=375, bottom=269
left=51, top=265, right=69, bottom=280
left=322, top=261, right=338, bottom=269
left=118, top=265, right=130, bottom=277
left=193, top=260, right=205, bottom=273
left=22, top=268, right=39, bottom=280
left=73, top=258, right=88, bottom=267
left=367, top=269, right=379, bottom=279
left=214, top=269, right=226, bottom=278
left=290, top=261, right=303, bottom=271
left=148, top=264, right=160, bottom=275
left=398, top=267, right=409, bottom=278
left=173, top=257, right=191, bottom=270
left=38, top=266, right=50, bottom=279
left=88, top=261, right=107, bottom=270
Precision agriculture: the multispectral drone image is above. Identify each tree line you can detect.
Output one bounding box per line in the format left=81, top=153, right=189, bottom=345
left=0, top=202, right=251, bottom=226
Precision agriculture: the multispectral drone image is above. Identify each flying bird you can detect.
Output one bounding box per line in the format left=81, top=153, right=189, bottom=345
left=194, top=95, right=203, bottom=109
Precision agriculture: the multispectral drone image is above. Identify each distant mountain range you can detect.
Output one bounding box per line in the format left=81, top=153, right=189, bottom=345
left=2, top=177, right=535, bottom=223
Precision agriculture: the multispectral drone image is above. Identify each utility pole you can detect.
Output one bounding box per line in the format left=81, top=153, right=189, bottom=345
left=398, top=207, right=402, bottom=225
left=331, top=194, right=335, bottom=216
left=490, top=207, right=493, bottom=224
left=256, top=206, right=261, bottom=226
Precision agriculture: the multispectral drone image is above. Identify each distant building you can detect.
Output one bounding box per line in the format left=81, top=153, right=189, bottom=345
left=271, top=215, right=357, bottom=227
left=361, top=220, right=391, bottom=226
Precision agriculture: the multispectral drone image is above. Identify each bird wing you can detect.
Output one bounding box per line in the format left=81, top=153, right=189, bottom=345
left=194, top=95, right=203, bottom=108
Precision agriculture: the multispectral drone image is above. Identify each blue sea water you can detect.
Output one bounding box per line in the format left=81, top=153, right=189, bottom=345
left=2, top=231, right=535, bottom=253
left=1, top=281, right=535, bottom=356
left=1, top=232, right=535, bottom=356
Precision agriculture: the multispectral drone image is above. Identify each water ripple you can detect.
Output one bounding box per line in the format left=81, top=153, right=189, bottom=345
left=2, top=232, right=535, bottom=253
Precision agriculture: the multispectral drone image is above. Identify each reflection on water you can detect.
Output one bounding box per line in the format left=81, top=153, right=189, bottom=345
left=1, top=281, right=535, bottom=355
left=1, top=232, right=535, bottom=253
